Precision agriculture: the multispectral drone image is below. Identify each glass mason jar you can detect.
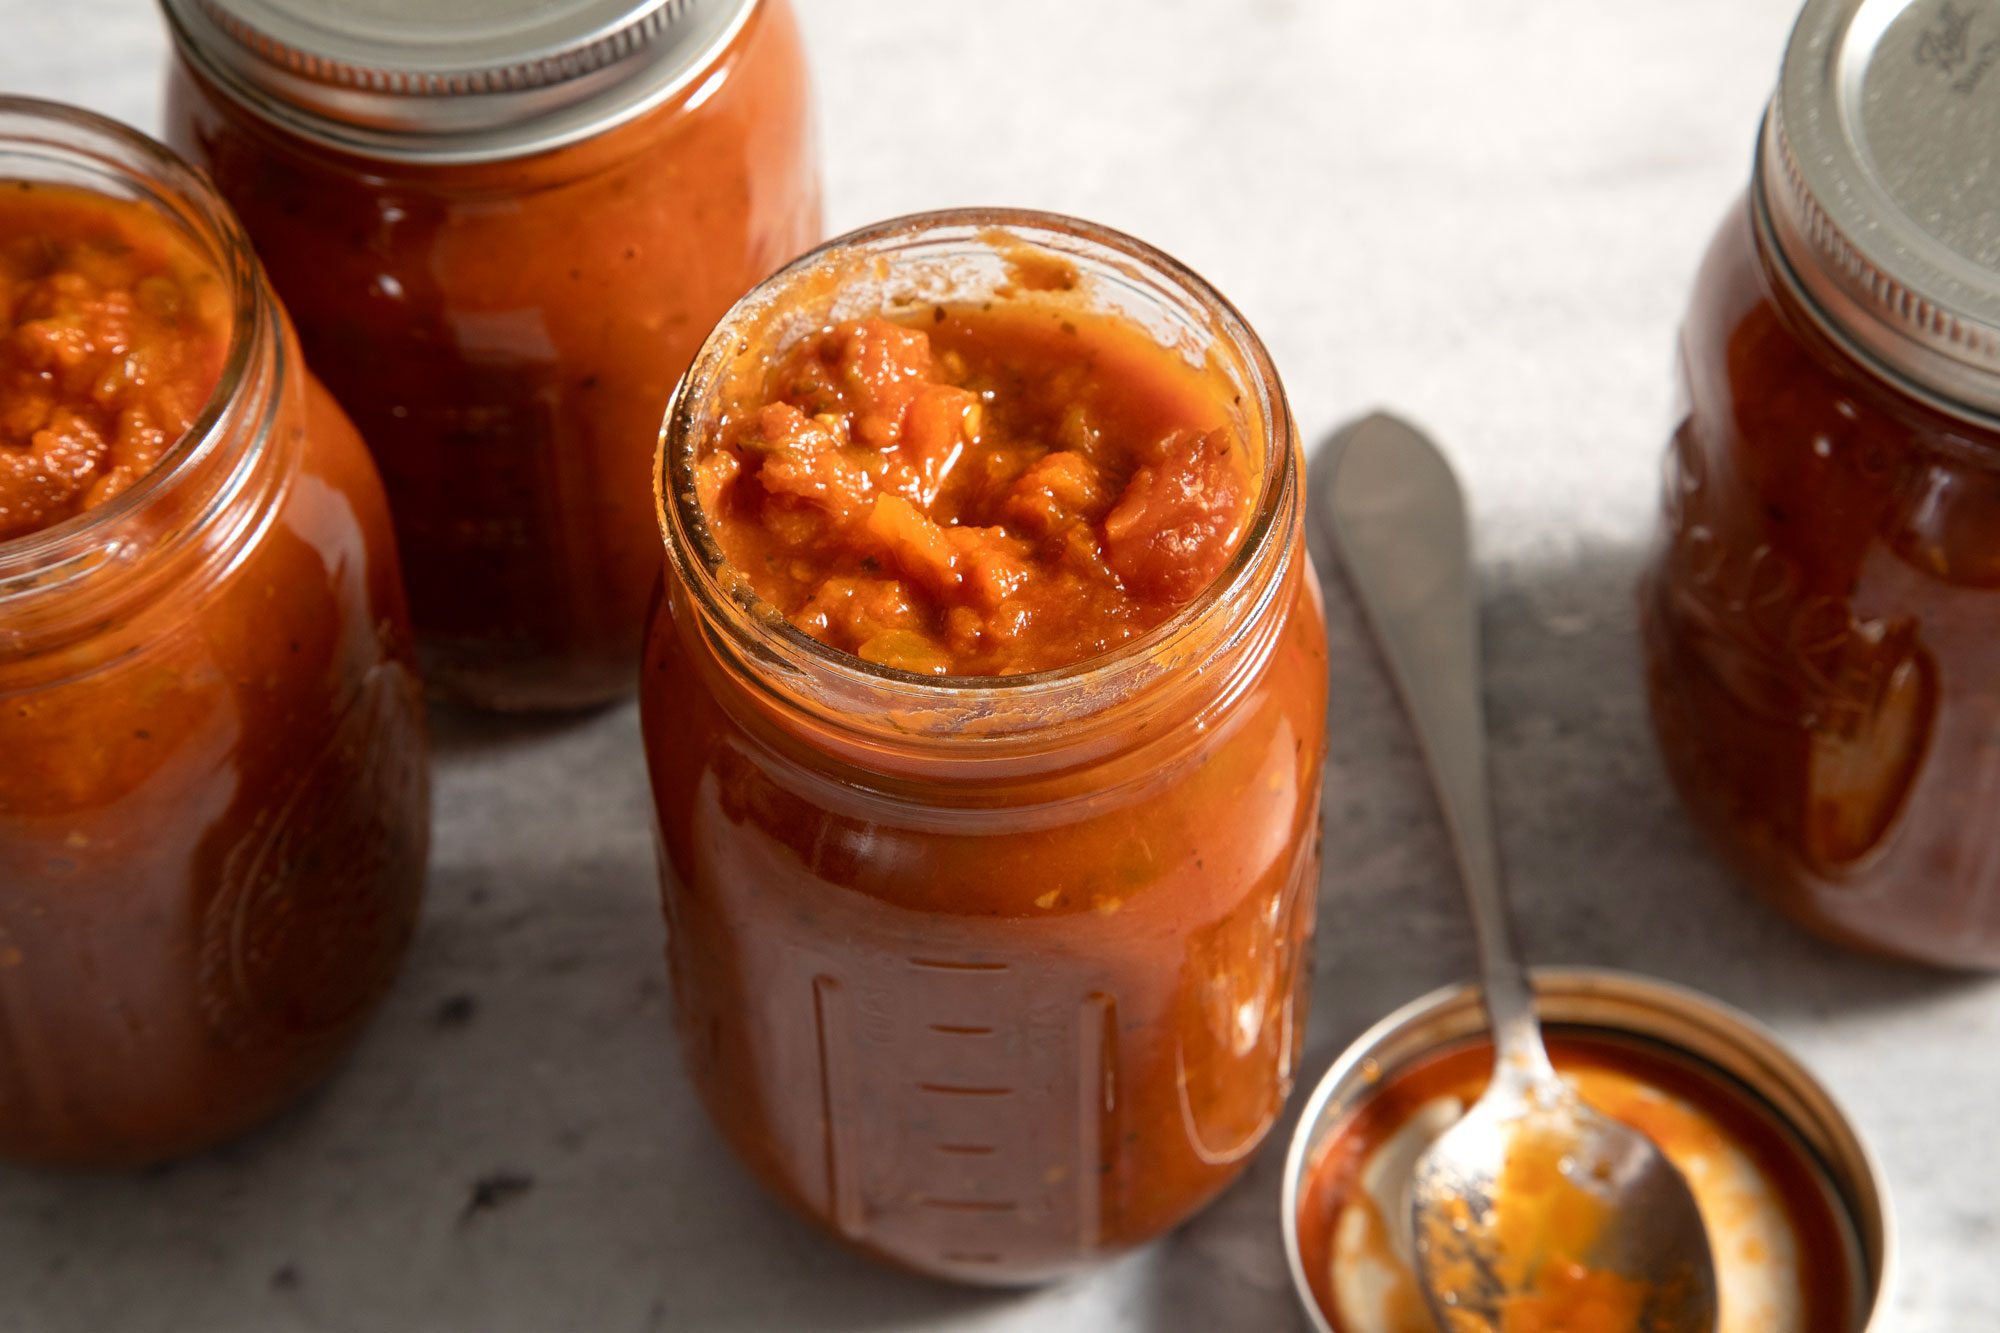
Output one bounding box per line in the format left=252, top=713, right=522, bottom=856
left=160, top=0, right=822, bottom=711
left=0, top=100, right=429, bottom=1167
left=643, top=211, right=1329, bottom=1283
left=1642, top=0, right=2000, bottom=968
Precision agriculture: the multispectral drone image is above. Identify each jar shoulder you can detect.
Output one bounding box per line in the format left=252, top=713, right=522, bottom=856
left=641, top=554, right=1327, bottom=925
left=1676, top=197, right=2000, bottom=589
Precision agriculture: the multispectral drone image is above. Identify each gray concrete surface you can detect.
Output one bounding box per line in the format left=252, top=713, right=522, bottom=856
left=2, top=1, right=1993, bottom=1329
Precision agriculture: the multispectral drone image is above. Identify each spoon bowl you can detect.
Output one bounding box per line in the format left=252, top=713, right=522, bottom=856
left=1326, top=412, right=1717, bottom=1331
left=1412, top=1078, right=1718, bottom=1329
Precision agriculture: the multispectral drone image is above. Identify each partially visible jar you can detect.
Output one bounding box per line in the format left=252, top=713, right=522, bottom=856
left=1642, top=0, right=2000, bottom=968
left=643, top=211, right=1329, bottom=1283
left=161, top=0, right=821, bottom=711
left=0, top=99, right=428, bottom=1166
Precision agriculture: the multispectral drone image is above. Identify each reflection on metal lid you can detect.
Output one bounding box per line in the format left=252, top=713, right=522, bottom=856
left=159, top=0, right=756, bottom=163
left=1765, top=0, right=2000, bottom=417
left=1281, top=971, right=1892, bottom=1333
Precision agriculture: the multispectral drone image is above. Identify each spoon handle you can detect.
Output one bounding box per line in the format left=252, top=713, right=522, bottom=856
left=1326, top=414, right=1549, bottom=1079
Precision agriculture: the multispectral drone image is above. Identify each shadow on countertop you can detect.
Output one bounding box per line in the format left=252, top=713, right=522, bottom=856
left=423, top=693, right=627, bottom=760
left=0, top=482, right=1986, bottom=1333
left=1133, top=486, right=1986, bottom=1333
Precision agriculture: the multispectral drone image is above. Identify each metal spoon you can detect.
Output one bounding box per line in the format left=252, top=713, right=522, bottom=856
left=1325, top=413, right=1718, bottom=1332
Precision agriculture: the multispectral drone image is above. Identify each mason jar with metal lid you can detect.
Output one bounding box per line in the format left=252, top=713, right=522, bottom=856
left=160, top=0, right=821, bottom=711
left=1641, top=0, right=2000, bottom=967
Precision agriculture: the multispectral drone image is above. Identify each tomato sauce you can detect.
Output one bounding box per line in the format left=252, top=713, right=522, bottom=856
left=0, top=183, right=228, bottom=538
left=701, top=305, right=1252, bottom=675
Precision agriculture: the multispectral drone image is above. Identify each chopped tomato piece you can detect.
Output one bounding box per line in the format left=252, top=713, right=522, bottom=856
left=948, top=526, right=1033, bottom=610
left=864, top=493, right=960, bottom=594
left=1004, top=449, right=1109, bottom=537
left=742, top=403, right=872, bottom=521
left=900, top=383, right=978, bottom=504
left=1104, top=429, right=1249, bottom=602
left=835, top=317, right=931, bottom=448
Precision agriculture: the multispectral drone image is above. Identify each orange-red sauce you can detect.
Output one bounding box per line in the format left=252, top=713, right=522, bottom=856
left=699, top=304, right=1254, bottom=675
left=0, top=182, right=229, bottom=539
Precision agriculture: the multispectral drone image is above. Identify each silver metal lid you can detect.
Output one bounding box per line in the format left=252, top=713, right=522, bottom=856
left=1764, top=0, right=2000, bottom=418
left=1281, top=970, right=1893, bottom=1333
left=160, top=0, right=756, bottom=164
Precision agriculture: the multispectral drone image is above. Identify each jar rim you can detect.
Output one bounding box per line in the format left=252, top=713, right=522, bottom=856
left=0, top=96, right=266, bottom=585
left=655, top=207, right=1299, bottom=735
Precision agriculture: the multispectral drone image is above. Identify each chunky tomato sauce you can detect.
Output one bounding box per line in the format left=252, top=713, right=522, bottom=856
left=0, top=183, right=228, bottom=539
left=700, top=305, right=1254, bottom=675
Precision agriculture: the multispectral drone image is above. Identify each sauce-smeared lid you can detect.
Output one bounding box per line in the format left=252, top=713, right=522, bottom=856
left=159, top=0, right=756, bottom=162
left=1281, top=972, right=1892, bottom=1333
left=1765, top=0, right=2000, bottom=418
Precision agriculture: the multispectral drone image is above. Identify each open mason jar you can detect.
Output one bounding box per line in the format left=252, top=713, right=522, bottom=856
left=643, top=210, right=1329, bottom=1282
left=1642, top=0, right=2000, bottom=969
left=0, top=99, right=428, bottom=1166
left=161, top=0, right=822, bottom=711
